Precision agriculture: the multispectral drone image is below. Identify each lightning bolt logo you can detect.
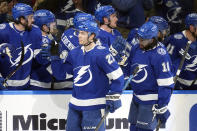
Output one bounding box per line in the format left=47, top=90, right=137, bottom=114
left=74, top=65, right=93, bottom=87
left=61, top=0, right=73, bottom=13
left=132, top=64, right=148, bottom=83
left=10, top=44, right=33, bottom=67
left=185, top=55, right=197, bottom=71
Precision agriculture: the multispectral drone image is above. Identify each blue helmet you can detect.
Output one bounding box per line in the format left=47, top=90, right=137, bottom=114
left=76, top=21, right=99, bottom=36
left=185, top=13, right=197, bottom=28
left=73, top=13, right=95, bottom=28
left=12, top=3, right=33, bottom=20
left=137, top=21, right=158, bottom=39
left=34, top=9, right=56, bottom=28
left=149, top=16, right=169, bottom=32
left=95, top=5, right=115, bottom=23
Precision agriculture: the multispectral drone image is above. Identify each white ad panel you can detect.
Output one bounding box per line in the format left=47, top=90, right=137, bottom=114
left=0, top=91, right=196, bottom=131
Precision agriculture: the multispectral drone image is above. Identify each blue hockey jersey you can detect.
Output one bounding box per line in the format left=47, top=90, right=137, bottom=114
left=60, top=28, right=79, bottom=52
left=164, top=31, right=195, bottom=74
left=0, top=23, right=43, bottom=89
left=96, top=28, right=122, bottom=48
left=127, top=42, right=174, bottom=106
left=51, top=45, right=124, bottom=110
left=175, top=41, right=197, bottom=89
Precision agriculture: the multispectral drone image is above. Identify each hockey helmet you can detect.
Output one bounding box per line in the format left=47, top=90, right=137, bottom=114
left=185, top=13, right=197, bottom=28
left=34, top=9, right=56, bottom=29
left=137, top=21, right=158, bottom=39
left=76, top=21, right=99, bottom=36
left=12, top=3, right=33, bottom=20
left=149, top=16, right=169, bottom=32
left=94, top=5, right=115, bottom=23
left=73, top=13, right=95, bottom=28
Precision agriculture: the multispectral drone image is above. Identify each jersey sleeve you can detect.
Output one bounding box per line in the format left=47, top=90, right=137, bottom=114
left=152, top=47, right=174, bottom=107
left=97, top=49, right=124, bottom=93
left=51, top=52, right=73, bottom=80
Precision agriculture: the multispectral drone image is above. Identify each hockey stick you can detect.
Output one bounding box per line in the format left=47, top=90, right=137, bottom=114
left=95, top=66, right=139, bottom=131
left=174, top=40, right=192, bottom=84
left=3, top=41, right=24, bottom=87
left=156, top=41, right=192, bottom=130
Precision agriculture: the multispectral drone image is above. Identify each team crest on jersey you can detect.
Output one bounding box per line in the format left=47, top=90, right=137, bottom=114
left=174, top=34, right=183, bottom=39
left=0, top=24, right=6, bottom=29
left=42, top=37, right=49, bottom=44
left=74, top=65, right=92, bottom=86
left=157, top=48, right=166, bottom=55
left=97, top=45, right=105, bottom=50
left=132, top=64, right=148, bottom=83
left=185, top=55, right=197, bottom=71
left=10, top=44, right=33, bottom=67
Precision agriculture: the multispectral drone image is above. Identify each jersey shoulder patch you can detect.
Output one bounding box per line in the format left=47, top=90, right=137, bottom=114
left=157, top=47, right=166, bottom=55
left=174, top=34, right=183, bottom=39
left=0, top=24, right=6, bottom=30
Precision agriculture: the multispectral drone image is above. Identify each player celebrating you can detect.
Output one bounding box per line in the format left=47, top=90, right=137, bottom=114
left=164, top=13, right=197, bottom=89
left=126, top=22, right=174, bottom=131
left=44, top=20, right=124, bottom=130
left=31, top=9, right=58, bottom=90
left=0, top=3, right=43, bottom=89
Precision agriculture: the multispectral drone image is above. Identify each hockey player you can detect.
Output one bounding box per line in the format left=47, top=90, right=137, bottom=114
left=126, top=21, right=174, bottom=131
left=59, top=12, right=95, bottom=52
left=95, top=5, right=121, bottom=48
left=44, top=20, right=124, bottom=130
left=95, top=5, right=132, bottom=78
left=0, top=3, right=43, bottom=89
left=30, top=9, right=57, bottom=90
left=164, top=13, right=197, bottom=89
left=127, top=16, right=169, bottom=44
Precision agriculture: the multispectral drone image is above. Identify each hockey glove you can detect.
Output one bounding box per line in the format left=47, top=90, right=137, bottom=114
left=0, top=43, right=15, bottom=58
left=0, top=77, right=6, bottom=89
left=152, top=104, right=170, bottom=128
left=106, top=92, right=122, bottom=113
left=41, top=41, right=61, bottom=61
left=110, top=36, right=131, bottom=66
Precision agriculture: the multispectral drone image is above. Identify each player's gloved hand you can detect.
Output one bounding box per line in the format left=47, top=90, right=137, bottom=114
left=106, top=92, right=122, bottom=113
left=41, top=41, right=61, bottom=61
left=0, top=77, right=7, bottom=89
left=152, top=104, right=170, bottom=128
left=110, top=36, right=131, bottom=66
left=0, top=43, right=15, bottom=58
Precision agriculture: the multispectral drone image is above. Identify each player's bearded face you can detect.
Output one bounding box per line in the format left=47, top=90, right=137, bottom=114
left=78, top=31, right=89, bottom=45
left=139, top=37, right=153, bottom=49
left=109, top=13, right=118, bottom=28
left=23, top=14, right=34, bottom=31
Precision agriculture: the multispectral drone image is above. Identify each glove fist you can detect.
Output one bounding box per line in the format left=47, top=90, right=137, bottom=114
left=106, top=93, right=122, bottom=113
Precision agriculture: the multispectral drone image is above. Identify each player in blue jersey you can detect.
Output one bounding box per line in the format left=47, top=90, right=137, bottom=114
left=30, top=9, right=56, bottom=90
left=95, top=5, right=121, bottom=48
left=43, top=20, right=124, bottom=130
left=164, top=13, right=197, bottom=89
left=0, top=3, right=45, bottom=90
left=95, top=5, right=132, bottom=84
left=125, top=21, right=174, bottom=131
